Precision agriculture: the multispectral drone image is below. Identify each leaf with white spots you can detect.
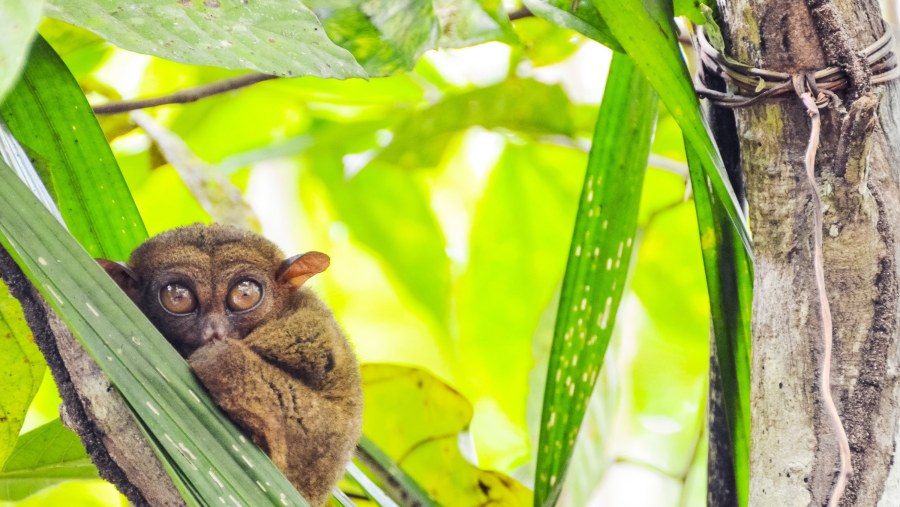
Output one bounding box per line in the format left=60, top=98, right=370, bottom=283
left=534, top=53, right=658, bottom=507
left=45, top=0, right=366, bottom=79
left=44, top=0, right=512, bottom=78
left=593, top=0, right=751, bottom=258
left=593, top=1, right=754, bottom=500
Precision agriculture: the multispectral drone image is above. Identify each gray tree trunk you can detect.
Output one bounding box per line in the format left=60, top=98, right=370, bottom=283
left=711, top=0, right=900, bottom=504
left=0, top=251, right=183, bottom=506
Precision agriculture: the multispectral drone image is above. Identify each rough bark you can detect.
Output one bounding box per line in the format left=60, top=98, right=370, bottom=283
left=713, top=0, right=900, bottom=504
left=0, top=249, right=184, bottom=506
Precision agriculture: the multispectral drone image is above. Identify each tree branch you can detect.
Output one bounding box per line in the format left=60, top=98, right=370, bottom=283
left=508, top=6, right=533, bottom=21
left=0, top=248, right=184, bottom=506
left=92, top=73, right=277, bottom=115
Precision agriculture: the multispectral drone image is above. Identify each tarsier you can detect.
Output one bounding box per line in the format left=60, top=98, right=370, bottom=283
left=99, top=223, right=362, bottom=506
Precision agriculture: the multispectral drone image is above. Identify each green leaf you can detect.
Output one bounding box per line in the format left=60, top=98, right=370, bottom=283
left=521, top=0, right=621, bottom=51
left=592, top=0, right=751, bottom=257
left=457, top=141, right=583, bottom=470
left=356, top=436, right=437, bottom=506
left=433, top=0, right=516, bottom=48
left=686, top=143, right=751, bottom=506
left=361, top=364, right=531, bottom=504
left=377, top=78, right=575, bottom=169
left=0, top=419, right=98, bottom=501
left=0, top=0, right=42, bottom=103
left=534, top=52, right=657, bottom=507
left=591, top=1, right=753, bottom=503
left=44, top=1, right=512, bottom=78
left=306, top=0, right=438, bottom=75
left=628, top=203, right=710, bottom=477
left=309, top=0, right=513, bottom=74
left=674, top=0, right=714, bottom=25
left=0, top=161, right=309, bottom=506
left=0, top=281, right=45, bottom=466
left=45, top=0, right=367, bottom=79
left=513, top=17, right=582, bottom=67
left=0, top=36, right=147, bottom=260
left=309, top=159, right=451, bottom=327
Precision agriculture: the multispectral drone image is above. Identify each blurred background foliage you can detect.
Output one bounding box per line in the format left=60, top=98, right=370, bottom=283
left=3, top=8, right=707, bottom=507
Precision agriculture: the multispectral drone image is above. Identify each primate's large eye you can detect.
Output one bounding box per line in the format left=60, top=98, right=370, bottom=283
left=227, top=280, right=262, bottom=312
left=159, top=284, right=197, bottom=315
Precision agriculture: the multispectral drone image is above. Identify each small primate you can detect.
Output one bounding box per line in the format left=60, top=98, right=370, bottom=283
left=99, top=223, right=362, bottom=506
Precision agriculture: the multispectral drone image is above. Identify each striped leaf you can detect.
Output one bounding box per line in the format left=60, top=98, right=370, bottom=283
left=0, top=159, right=310, bottom=505
left=0, top=35, right=147, bottom=260
left=534, top=52, right=658, bottom=506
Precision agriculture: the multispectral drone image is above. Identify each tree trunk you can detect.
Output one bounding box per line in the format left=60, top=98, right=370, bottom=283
left=0, top=250, right=183, bottom=506
left=713, top=0, right=900, bottom=504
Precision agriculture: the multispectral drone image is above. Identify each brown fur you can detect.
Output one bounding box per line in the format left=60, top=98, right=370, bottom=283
left=102, top=223, right=362, bottom=506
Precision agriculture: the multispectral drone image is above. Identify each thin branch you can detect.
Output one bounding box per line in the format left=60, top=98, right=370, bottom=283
left=355, top=436, right=437, bottom=506
left=508, top=6, right=533, bottom=21
left=92, top=73, right=277, bottom=115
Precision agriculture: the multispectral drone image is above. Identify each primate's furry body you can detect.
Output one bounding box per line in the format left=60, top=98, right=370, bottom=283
left=102, top=224, right=362, bottom=506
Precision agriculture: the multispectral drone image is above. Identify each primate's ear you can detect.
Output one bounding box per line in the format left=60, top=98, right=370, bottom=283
left=96, top=259, right=140, bottom=299
left=276, top=252, right=330, bottom=289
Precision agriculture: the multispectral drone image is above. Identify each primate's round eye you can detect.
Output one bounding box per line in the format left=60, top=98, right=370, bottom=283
left=227, top=280, right=262, bottom=312
left=159, top=284, right=197, bottom=315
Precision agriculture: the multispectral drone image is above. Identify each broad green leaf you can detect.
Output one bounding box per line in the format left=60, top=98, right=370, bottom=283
left=45, top=1, right=511, bottom=78
left=305, top=0, right=438, bottom=75
left=0, top=0, right=42, bottom=103
left=533, top=52, right=657, bottom=507
left=0, top=36, right=147, bottom=260
left=0, top=281, right=45, bottom=466
left=0, top=161, right=308, bottom=506
left=377, top=78, right=575, bottom=169
left=307, top=0, right=512, bottom=74
left=521, top=0, right=621, bottom=52
left=457, top=141, right=582, bottom=470
left=309, top=158, right=451, bottom=327
left=0, top=419, right=98, bottom=501
left=433, top=0, right=516, bottom=48
left=686, top=143, right=751, bottom=506
left=592, top=0, right=751, bottom=257
left=45, top=0, right=367, bottom=79
left=362, top=364, right=531, bottom=505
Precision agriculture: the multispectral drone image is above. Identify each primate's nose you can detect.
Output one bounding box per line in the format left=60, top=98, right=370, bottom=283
left=201, top=315, right=229, bottom=344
